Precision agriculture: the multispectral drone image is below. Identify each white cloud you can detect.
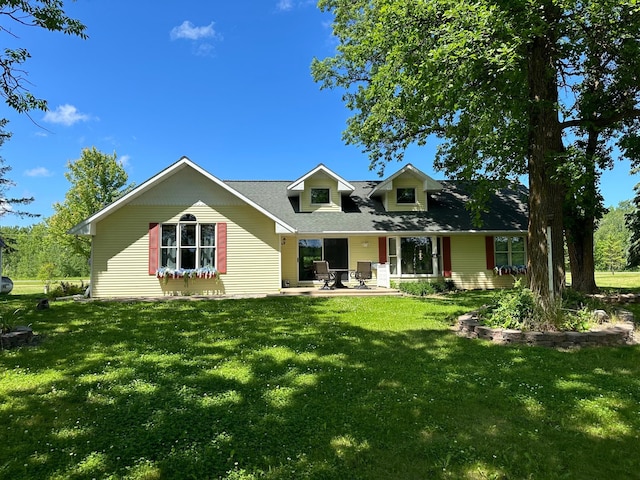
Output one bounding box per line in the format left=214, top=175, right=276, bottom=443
left=195, top=43, right=215, bottom=57
left=43, top=104, right=91, bottom=126
left=276, top=0, right=294, bottom=11
left=118, top=155, right=131, bottom=167
left=24, top=167, right=54, bottom=177
left=170, top=21, right=216, bottom=41
left=276, top=0, right=315, bottom=11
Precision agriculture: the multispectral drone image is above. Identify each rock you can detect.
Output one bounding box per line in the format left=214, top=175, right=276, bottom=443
left=592, top=309, right=610, bottom=323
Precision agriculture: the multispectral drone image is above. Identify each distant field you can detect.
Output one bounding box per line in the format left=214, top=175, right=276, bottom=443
left=4, top=273, right=640, bottom=296
left=573, top=271, right=640, bottom=290
left=5, top=278, right=89, bottom=295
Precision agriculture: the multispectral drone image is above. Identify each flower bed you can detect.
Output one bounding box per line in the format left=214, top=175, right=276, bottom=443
left=455, top=311, right=636, bottom=348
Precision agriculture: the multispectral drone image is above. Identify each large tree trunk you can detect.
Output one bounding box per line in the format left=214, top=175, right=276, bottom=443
left=526, top=8, right=565, bottom=309
left=566, top=219, right=598, bottom=293
left=564, top=128, right=600, bottom=294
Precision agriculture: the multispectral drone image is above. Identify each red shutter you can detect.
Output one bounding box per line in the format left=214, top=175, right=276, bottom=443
left=148, top=223, right=159, bottom=275
left=442, top=236, right=452, bottom=278
left=378, top=237, right=387, bottom=264
left=485, top=236, right=495, bottom=270
left=217, top=222, right=227, bottom=274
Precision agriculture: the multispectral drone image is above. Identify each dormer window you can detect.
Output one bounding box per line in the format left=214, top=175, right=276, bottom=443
left=397, top=187, right=416, bottom=204
left=311, top=188, right=330, bottom=204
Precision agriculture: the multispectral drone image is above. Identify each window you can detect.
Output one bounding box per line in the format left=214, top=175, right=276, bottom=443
left=297, top=238, right=348, bottom=281
left=311, top=188, right=330, bottom=204
left=400, top=237, right=433, bottom=274
left=160, top=214, right=216, bottom=270
left=396, top=187, right=416, bottom=204
left=388, top=236, right=439, bottom=275
left=494, top=236, right=526, bottom=266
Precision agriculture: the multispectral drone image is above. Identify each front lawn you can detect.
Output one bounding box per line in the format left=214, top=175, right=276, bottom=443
left=1, top=294, right=639, bottom=479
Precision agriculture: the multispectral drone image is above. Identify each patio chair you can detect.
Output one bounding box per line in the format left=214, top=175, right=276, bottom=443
left=354, top=261, right=372, bottom=289
left=313, top=260, right=335, bottom=290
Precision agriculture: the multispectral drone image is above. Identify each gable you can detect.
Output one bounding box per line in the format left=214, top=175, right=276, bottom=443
left=69, top=157, right=295, bottom=236
left=130, top=167, right=244, bottom=207
left=368, top=164, right=444, bottom=212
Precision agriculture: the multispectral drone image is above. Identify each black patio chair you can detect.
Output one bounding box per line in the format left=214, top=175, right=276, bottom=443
left=354, top=261, right=372, bottom=289
left=313, top=260, right=335, bottom=290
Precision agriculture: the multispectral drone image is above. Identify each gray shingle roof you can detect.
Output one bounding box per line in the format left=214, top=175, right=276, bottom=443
left=226, top=180, right=528, bottom=234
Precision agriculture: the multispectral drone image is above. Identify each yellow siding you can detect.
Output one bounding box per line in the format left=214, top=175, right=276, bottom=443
left=347, top=237, right=379, bottom=286
left=450, top=236, right=514, bottom=289
left=132, top=167, right=244, bottom=206
left=280, top=235, right=299, bottom=286
left=300, top=174, right=341, bottom=213
left=91, top=173, right=281, bottom=298
left=386, top=174, right=427, bottom=212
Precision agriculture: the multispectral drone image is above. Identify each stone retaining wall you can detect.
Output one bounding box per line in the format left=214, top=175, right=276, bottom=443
left=456, top=312, right=636, bottom=348
left=1, top=326, right=34, bottom=349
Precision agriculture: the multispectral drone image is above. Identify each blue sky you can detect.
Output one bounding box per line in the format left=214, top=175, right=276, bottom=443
left=1, top=0, right=637, bottom=228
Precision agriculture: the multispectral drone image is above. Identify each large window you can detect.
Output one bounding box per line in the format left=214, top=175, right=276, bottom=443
left=161, top=214, right=216, bottom=270
left=311, top=188, right=330, bottom=204
left=298, top=238, right=349, bottom=280
left=389, top=236, right=439, bottom=275
left=494, top=236, right=526, bottom=266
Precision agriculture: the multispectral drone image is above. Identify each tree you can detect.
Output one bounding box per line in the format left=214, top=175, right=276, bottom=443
left=0, top=1, right=86, bottom=222
left=312, top=0, right=640, bottom=307
left=48, top=147, right=133, bottom=259
left=0, top=223, right=89, bottom=277
left=0, top=119, right=36, bottom=218
left=594, top=201, right=632, bottom=271
left=597, top=234, right=626, bottom=274
left=1, top=0, right=86, bottom=113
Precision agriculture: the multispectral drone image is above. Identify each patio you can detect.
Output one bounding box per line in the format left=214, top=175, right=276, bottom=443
left=276, top=286, right=403, bottom=297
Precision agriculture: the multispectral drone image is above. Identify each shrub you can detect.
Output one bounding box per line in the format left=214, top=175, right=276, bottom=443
left=483, top=282, right=605, bottom=332
left=484, top=281, right=537, bottom=330
left=398, top=280, right=457, bottom=296
left=49, top=280, right=88, bottom=298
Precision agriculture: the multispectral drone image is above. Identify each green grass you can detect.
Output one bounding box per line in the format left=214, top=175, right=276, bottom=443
left=1, top=293, right=640, bottom=479
left=7, top=279, right=89, bottom=296
left=593, top=271, right=640, bottom=290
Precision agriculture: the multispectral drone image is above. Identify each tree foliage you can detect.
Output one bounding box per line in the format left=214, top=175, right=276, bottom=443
left=312, top=0, right=640, bottom=304
left=0, top=0, right=86, bottom=113
left=0, top=119, right=36, bottom=218
left=0, top=223, right=88, bottom=277
left=594, top=201, right=632, bottom=271
left=48, top=147, right=133, bottom=259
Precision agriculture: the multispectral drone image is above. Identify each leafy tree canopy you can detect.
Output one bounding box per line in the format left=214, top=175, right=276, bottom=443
left=0, top=118, right=35, bottom=218
left=312, top=0, right=640, bottom=303
left=1, top=0, right=87, bottom=113
left=48, top=147, right=134, bottom=259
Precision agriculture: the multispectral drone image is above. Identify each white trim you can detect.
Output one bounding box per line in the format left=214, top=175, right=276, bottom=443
left=68, top=157, right=297, bottom=235
left=286, top=164, right=355, bottom=193
left=368, top=163, right=443, bottom=198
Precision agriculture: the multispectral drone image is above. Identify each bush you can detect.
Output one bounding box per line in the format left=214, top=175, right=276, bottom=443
left=483, top=282, right=603, bottom=332
left=484, top=281, right=537, bottom=330
left=398, top=279, right=456, bottom=296
left=49, top=280, right=88, bottom=298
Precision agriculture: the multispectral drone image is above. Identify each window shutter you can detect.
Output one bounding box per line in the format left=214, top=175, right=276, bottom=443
left=148, top=223, right=159, bottom=275
left=217, top=222, right=227, bottom=274
left=442, top=236, right=452, bottom=278
left=485, top=236, right=495, bottom=270
left=378, top=237, right=387, bottom=263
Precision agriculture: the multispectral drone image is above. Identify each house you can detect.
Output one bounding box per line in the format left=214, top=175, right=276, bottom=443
left=69, top=157, right=528, bottom=298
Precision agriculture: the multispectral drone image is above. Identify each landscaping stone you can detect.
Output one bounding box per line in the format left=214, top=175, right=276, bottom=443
left=592, top=309, right=610, bottom=323
left=1, top=326, right=33, bottom=349
left=455, top=310, right=636, bottom=348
